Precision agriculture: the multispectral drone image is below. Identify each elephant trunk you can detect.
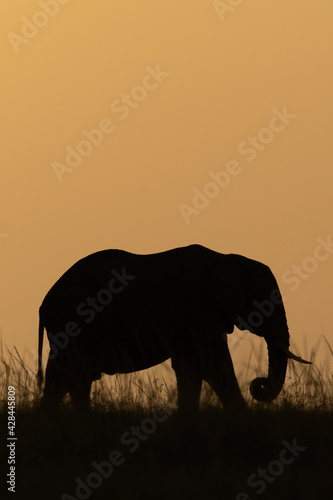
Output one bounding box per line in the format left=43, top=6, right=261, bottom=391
left=250, top=334, right=289, bottom=403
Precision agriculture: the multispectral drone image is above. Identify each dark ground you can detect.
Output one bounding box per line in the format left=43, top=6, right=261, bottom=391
left=1, top=404, right=332, bottom=500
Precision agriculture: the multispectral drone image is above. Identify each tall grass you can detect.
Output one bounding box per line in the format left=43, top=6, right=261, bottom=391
left=238, top=334, right=333, bottom=411
left=1, top=335, right=332, bottom=411
left=1, top=337, right=332, bottom=500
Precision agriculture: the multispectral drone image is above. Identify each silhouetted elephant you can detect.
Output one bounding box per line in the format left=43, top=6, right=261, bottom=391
left=37, top=245, right=310, bottom=411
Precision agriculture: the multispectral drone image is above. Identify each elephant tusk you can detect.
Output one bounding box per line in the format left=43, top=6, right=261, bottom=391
left=287, top=350, right=312, bottom=365
left=275, top=339, right=312, bottom=364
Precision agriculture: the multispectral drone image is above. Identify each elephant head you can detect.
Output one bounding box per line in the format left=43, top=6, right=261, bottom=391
left=211, top=254, right=311, bottom=403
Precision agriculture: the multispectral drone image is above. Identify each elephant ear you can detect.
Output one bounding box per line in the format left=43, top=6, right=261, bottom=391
left=207, top=254, right=260, bottom=329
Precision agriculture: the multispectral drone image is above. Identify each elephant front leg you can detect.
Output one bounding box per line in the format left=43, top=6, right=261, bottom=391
left=202, top=335, right=247, bottom=412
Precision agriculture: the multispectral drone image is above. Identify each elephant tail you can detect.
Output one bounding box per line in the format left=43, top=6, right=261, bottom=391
left=37, top=313, right=44, bottom=392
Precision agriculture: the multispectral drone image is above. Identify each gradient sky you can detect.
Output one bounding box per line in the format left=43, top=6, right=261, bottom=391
left=1, top=1, right=332, bottom=380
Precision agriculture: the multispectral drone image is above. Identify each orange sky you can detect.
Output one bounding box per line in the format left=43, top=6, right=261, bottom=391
left=1, top=1, right=332, bottom=379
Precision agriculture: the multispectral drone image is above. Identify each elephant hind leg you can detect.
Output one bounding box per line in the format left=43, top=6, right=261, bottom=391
left=171, top=354, right=202, bottom=416
left=41, top=356, right=68, bottom=409
left=68, top=378, right=92, bottom=410
left=42, top=354, right=92, bottom=410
